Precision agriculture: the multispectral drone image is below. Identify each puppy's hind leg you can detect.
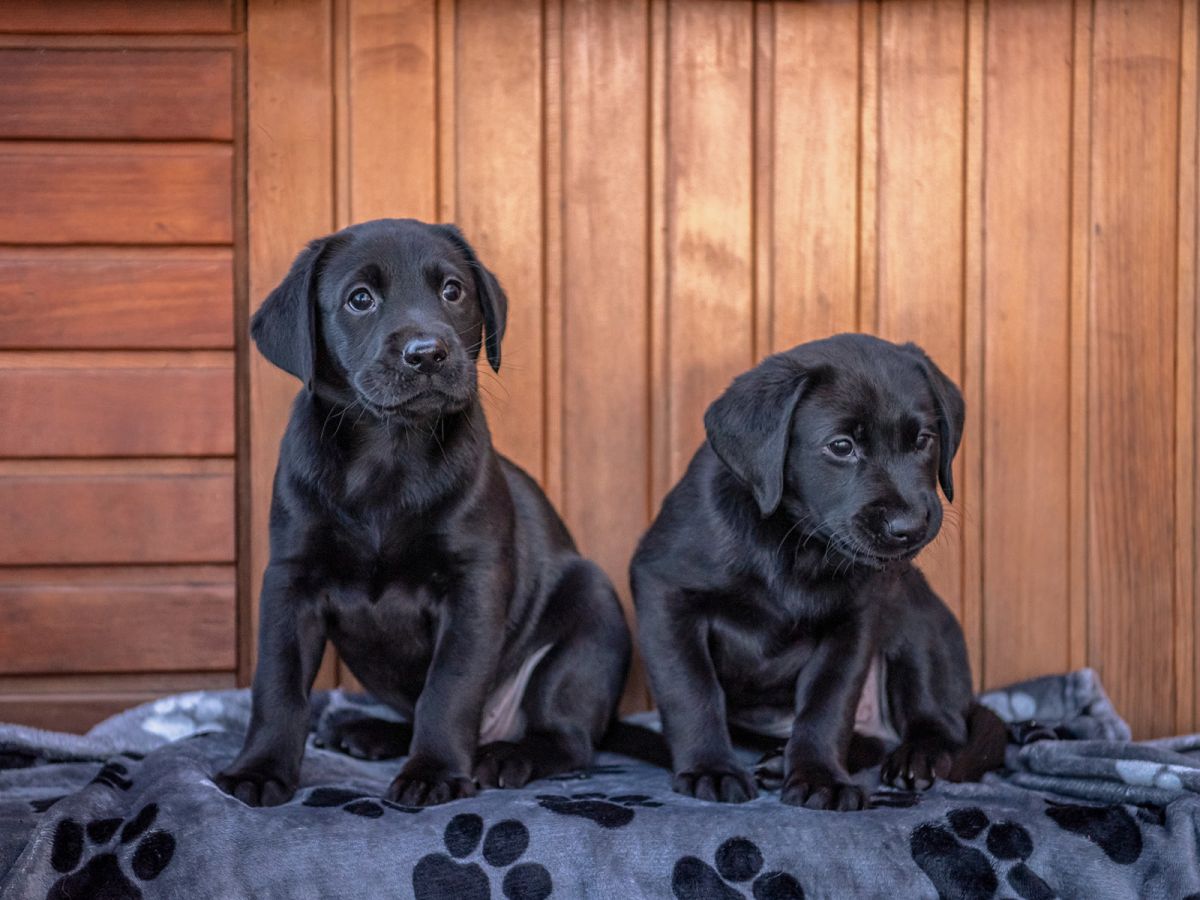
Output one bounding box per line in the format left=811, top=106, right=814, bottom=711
left=316, top=719, right=413, bottom=761
left=474, top=561, right=631, bottom=789
left=881, top=648, right=973, bottom=790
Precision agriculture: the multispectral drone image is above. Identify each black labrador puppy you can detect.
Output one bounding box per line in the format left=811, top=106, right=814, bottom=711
left=631, top=333, right=1003, bottom=811
left=216, top=218, right=630, bottom=807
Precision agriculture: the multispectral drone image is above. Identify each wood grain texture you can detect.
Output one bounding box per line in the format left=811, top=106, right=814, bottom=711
left=1068, top=0, right=1094, bottom=676
left=0, top=248, right=233, bottom=349
left=347, top=0, right=437, bottom=221
left=0, top=143, right=233, bottom=244
left=960, top=0, right=984, bottom=690
left=981, top=0, right=1073, bottom=688
left=231, top=0, right=1199, bottom=732
left=0, top=566, right=235, bottom=674
left=0, top=48, right=233, bottom=140
left=0, top=459, right=235, bottom=565
left=1181, top=0, right=1200, bottom=735
left=0, top=1, right=235, bottom=34
left=452, top=0, right=546, bottom=480
left=665, top=0, right=755, bottom=482
left=0, top=352, right=234, bottom=457
left=247, top=0, right=337, bottom=689
left=1088, top=0, right=1181, bottom=738
left=561, top=0, right=651, bottom=707
left=769, top=0, right=859, bottom=350
left=876, top=0, right=966, bottom=620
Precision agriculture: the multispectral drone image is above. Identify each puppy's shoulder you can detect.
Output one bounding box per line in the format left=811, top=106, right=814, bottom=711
left=633, top=445, right=746, bottom=580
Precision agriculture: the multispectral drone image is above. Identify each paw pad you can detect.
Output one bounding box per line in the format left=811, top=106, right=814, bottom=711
left=46, top=804, right=175, bottom=900
left=672, top=836, right=805, bottom=900
left=911, top=806, right=1053, bottom=900
left=302, top=786, right=422, bottom=817
left=412, top=813, right=552, bottom=900
left=535, top=792, right=662, bottom=829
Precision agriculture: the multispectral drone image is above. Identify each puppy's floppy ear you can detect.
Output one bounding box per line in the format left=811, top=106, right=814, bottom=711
left=903, top=343, right=965, bottom=502
left=704, top=354, right=810, bottom=517
left=250, top=237, right=328, bottom=390
left=433, top=224, right=508, bottom=372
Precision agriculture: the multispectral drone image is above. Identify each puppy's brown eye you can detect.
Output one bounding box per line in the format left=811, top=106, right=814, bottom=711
left=828, top=438, right=854, bottom=458
left=915, top=432, right=935, bottom=451
left=441, top=280, right=463, bottom=303
left=346, top=289, right=376, bottom=313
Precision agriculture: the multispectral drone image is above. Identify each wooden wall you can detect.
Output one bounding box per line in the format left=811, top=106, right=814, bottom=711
left=0, top=0, right=1194, bottom=741
left=249, top=0, right=1199, bottom=738
left=0, top=1, right=244, bottom=730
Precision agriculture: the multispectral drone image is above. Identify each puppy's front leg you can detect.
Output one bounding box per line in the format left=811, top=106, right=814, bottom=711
left=636, top=585, right=757, bottom=803
left=782, top=613, right=874, bottom=811
left=386, top=570, right=506, bottom=806
left=216, top=565, right=327, bottom=806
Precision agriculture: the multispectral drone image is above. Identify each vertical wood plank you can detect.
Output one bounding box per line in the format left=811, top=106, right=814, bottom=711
left=753, top=0, right=773, bottom=361
left=876, top=0, right=967, bottom=620
left=961, top=0, right=984, bottom=689
left=770, top=0, right=860, bottom=351
left=454, top=0, right=546, bottom=480
left=981, top=0, right=1074, bottom=688
left=246, top=0, right=337, bottom=688
left=561, top=0, right=650, bottom=708
left=436, top=0, right=457, bottom=222
left=648, top=0, right=670, bottom=511
left=348, top=0, right=438, bottom=222
left=857, top=0, right=880, bottom=334
left=1178, top=0, right=1198, bottom=734
left=1068, top=0, right=1093, bottom=674
left=543, top=0, right=565, bottom=509
left=665, top=0, right=755, bottom=483
left=1088, top=0, right=1181, bottom=738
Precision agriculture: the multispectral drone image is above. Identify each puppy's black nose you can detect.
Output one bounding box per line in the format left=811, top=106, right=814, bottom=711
left=883, top=512, right=927, bottom=545
left=402, top=338, right=448, bottom=373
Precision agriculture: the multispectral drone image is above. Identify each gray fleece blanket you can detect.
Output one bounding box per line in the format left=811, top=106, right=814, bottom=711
left=2, top=669, right=1199, bottom=899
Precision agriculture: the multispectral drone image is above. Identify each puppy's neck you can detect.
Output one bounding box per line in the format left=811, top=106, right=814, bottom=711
left=299, top=393, right=491, bottom=509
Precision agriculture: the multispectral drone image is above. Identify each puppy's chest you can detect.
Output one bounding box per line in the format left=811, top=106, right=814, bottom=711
left=711, top=583, right=849, bottom=693
left=710, top=605, right=818, bottom=692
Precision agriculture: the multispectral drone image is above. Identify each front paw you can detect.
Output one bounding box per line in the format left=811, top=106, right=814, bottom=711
left=473, top=741, right=535, bottom=789
left=386, top=758, right=476, bottom=806
left=780, top=765, right=864, bottom=811
left=882, top=737, right=953, bottom=790
left=672, top=763, right=757, bottom=803
left=214, top=767, right=296, bottom=807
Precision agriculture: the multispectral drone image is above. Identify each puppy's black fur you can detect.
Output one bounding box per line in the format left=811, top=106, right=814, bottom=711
left=631, top=334, right=1001, bottom=811
left=216, top=219, right=630, bottom=807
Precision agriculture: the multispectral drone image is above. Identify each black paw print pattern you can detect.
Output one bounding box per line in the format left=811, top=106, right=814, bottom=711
left=1044, top=800, right=1143, bottom=865
left=672, top=837, right=805, bottom=900
left=866, top=788, right=922, bottom=809
left=90, top=760, right=134, bottom=791
left=911, top=807, right=1054, bottom=900
left=544, top=763, right=628, bottom=782
left=302, top=786, right=423, bottom=818
left=412, top=813, right=552, bottom=900
left=45, top=803, right=175, bottom=900
left=535, top=792, right=662, bottom=829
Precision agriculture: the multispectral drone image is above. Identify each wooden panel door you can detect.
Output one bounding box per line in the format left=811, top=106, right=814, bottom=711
left=0, top=7, right=244, bottom=731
